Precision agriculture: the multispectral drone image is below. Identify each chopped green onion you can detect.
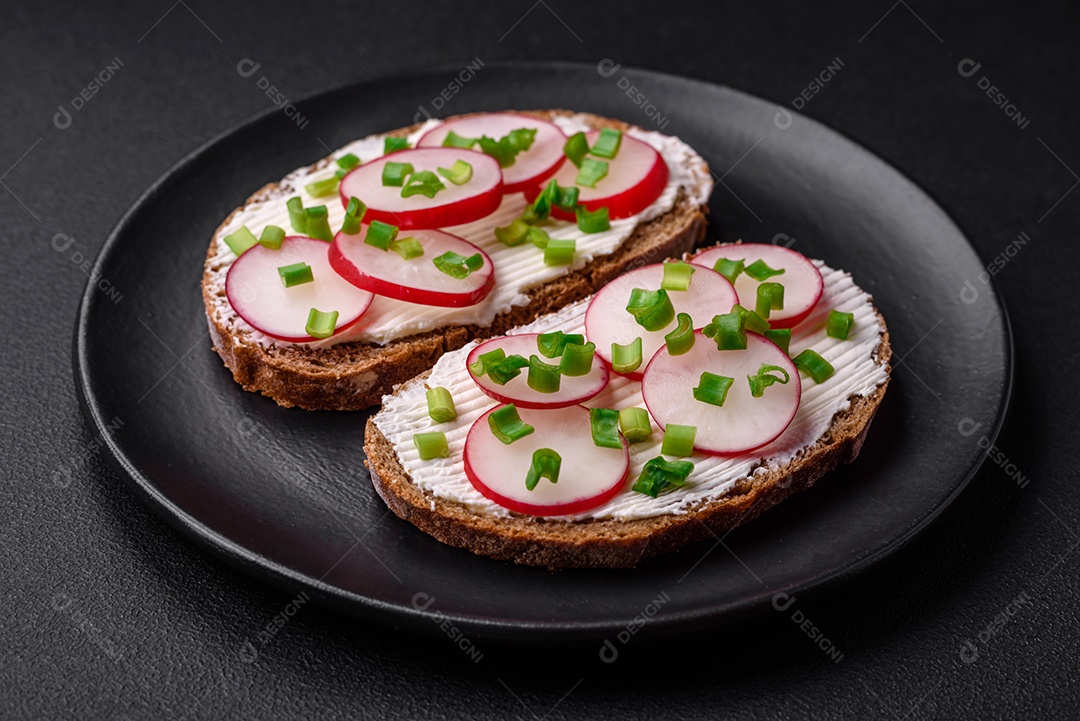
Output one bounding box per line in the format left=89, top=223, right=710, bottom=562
left=554, top=184, right=579, bottom=210
left=413, top=431, right=449, bottom=460
left=664, top=312, right=695, bottom=355
left=433, top=251, right=483, bottom=279
left=286, top=197, right=307, bottom=233
left=591, top=128, right=623, bottom=159
left=381, top=161, right=414, bottom=187
left=508, top=127, right=537, bottom=153
left=733, top=304, right=771, bottom=334
left=365, top=220, right=398, bottom=250
left=693, top=371, right=734, bottom=407
left=661, top=261, right=695, bottom=291
left=468, top=348, right=505, bottom=377
left=478, top=135, right=516, bottom=167
left=559, top=341, right=596, bottom=376
left=611, top=337, right=643, bottom=374
left=626, top=288, right=675, bottom=332
left=576, top=205, right=611, bottom=233
left=524, top=179, right=568, bottom=224
left=536, top=331, right=585, bottom=358
left=793, top=349, right=835, bottom=383
left=527, top=355, right=562, bottom=393
left=589, top=407, right=622, bottom=449
left=442, top=130, right=477, bottom=149
left=305, top=206, right=332, bottom=242
left=436, top=159, right=473, bottom=186
left=259, top=225, right=285, bottom=250
left=336, top=153, right=361, bottom=171
left=335, top=169, right=349, bottom=180
left=661, top=424, right=696, bottom=457
left=340, top=215, right=361, bottom=235
left=563, top=131, right=589, bottom=167
left=525, top=448, right=561, bottom=491
left=747, top=363, right=791, bottom=397
left=618, top=407, right=653, bottom=444
left=223, top=226, right=258, bottom=256
left=528, top=227, right=550, bottom=249
left=401, top=170, right=445, bottom=199
left=305, top=308, right=338, bottom=338
left=277, top=261, right=313, bottom=287
left=488, top=354, right=529, bottom=385
left=383, top=136, right=410, bottom=154
left=340, top=196, right=367, bottom=235
left=764, top=328, right=792, bottom=355
left=305, top=176, right=339, bottom=198
left=425, top=386, right=457, bottom=423
left=713, top=257, right=745, bottom=284
left=575, top=158, right=609, bottom=188
left=632, top=456, right=694, bottom=497
left=544, top=238, right=576, bottom=266
left=827, top=310, right=855, bottom=340
left=495, top=218, right=531, bottom=246
left=488, top=404, right=534, bottom=445
left=755, top=282, right=785, bottom=319
left=703, top=310, right=746, bottom=350
left=390, top=237, right=424, bottom=260
left=744, top=259, right=785, bottom=281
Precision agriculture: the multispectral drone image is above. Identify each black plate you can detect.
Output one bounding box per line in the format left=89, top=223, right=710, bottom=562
left=75, top=62, right=1011, bottom=642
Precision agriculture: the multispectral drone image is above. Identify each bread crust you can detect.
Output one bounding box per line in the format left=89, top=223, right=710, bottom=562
left=201, top=111, right=709, bottom=410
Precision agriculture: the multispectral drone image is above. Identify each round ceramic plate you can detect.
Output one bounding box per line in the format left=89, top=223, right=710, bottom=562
left=74, top=62, right=1011, bottom=641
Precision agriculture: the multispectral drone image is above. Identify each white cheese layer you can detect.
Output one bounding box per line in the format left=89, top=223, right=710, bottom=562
left=373, top=261, right=888, bottom=521
left=204, top=115, right=713, bottom=348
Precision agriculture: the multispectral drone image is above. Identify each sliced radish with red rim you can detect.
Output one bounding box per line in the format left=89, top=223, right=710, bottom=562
left=584, top=263, right=739, bottom=380
left=338, top=148, right=502, bottom=229
left=642, top=331, right=801, bottom=455
left=690, top=243, right=824, bottom=329
left=225, top=236, right=373, bottom=342
left=329, top=226, right=494, bottom=307
left=464, top=405, right=629, bottom=516
left=416, top=113, right=567, bottom=194
left=465, top=334, right=609, bottom=409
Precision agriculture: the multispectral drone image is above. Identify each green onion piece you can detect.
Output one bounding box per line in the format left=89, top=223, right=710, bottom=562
left=764, top=328, right=792, bottom=355
left=478, top=135, right=517, bottom=167
left=755, top=282, right=785, bottom=319
left=732, top=303, right=771, bottom=334
left=626, top=288, right=675, bottom=332
left=713, top=257, right=744, bottom=284
left=487, top=354, right=529, bottom=385
left=341, top=196, right=367, bottom=235
left=277, top=261, right=313, bottom=288
left=508, top=127, right=537, bottom=153
left=544, top=238, right=576, bottom=266
left=523, top=179, right=559, bottom=224
left=381, top=161, right=414, bottom=187
left=559, top=341, right=595, bottom=376
left=589, top=407, right=623, bottom=449
left=527, top=355, right=562, bottom=393
left=433, top=251, right=483, bottom=279
left=611, top=337, right=643, bottom=374
left=413, top=431, right=449, bottom=460
left=383, top=136, right=410, bottom=154
left=576, top=205, right=611, bottom=233
left=442, top=130, right=477, bottom=149
left=223, top=226, right=258, bottom=256
left=401, top=170, right=445, bottom=199
left=693, top=372, right=734, bottom=407
left=528, top=227, right=550, bottom=249
left=390, top=237, right=424, bottom=260
left=425, top=386, right=457, bottom=423
left=793, top=349, right=835, bottom=383
left=706, top=310, right=747, bottom=350
left=305, top=177, right=339, bottom=198
left=744, top=259, right=786, bottom=281
left=305, top=308, right=339, bottom=338
left=525, top=448, right=561, bottom=491
left=340, top=215, right=361, bottom=235
left=591, top=127, right=623, bottom=159
left=575, top=158, right=609, bottom=188
left=286, top=197, right=307, bottom=233
left=661, top=424, right=696, bottom=457
left=495, top=218, right=531, bottom=246
left=563, top=131, right=589, bottom=167
left=336, top=153, right=361, bottom=171
left=259, top=225, right=285, bottom=250
left=365, top=220, right=398, bottom=250
left=661, top=261, right=696, bottom=291
left=827, top=310, right=855, bottom=340
left=305, top=206, right=332, bottom=242
left=335, top=169, right=349, bottom=180
left=468, top=348, right=505, bottom=377
left=618, top=407, right=653, bottom=444
left=436, top=159, right=473, bottom=186
left=747, top=363, right=791, bottom=398
left=632, top=456, right=694, bottom=498
left=555, top=184, right=579, bottom=210
left=536, top=331, right=585, bottom=358
left=488, top=404, right=534, bottom=445
left=664, top=312, right=695, bottom=356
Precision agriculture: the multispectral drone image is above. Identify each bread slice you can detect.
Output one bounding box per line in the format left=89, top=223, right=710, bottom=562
left=202, top=111, right=709, bottom=411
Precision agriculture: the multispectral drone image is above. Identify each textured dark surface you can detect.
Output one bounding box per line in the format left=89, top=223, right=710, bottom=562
left=1, top=1, right=1076, bottom=719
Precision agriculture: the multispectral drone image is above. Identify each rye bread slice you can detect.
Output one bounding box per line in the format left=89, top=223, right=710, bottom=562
left=202, top=111, right=709, bottom=411
left=363, top=315, right=891, bottom=570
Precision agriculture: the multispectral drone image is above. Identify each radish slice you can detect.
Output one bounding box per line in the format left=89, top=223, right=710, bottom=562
left=529, top=130, right=668, bottom=220
left=690, top=243, right=824, bottom=329
left=225, top=236, right=374, bottom=342
left=416, top=113, right=567, bottom=194
left=465, top=334, right=610, bottom=409
left=642, top=331, right=801, bottom=455
left=329, top=226, right=494, bottom=308
left=584, top=264, right=739, bottom=380
left=338, top=148, right=502, bottom=229
left=464, top=405, right=629, bottom=516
